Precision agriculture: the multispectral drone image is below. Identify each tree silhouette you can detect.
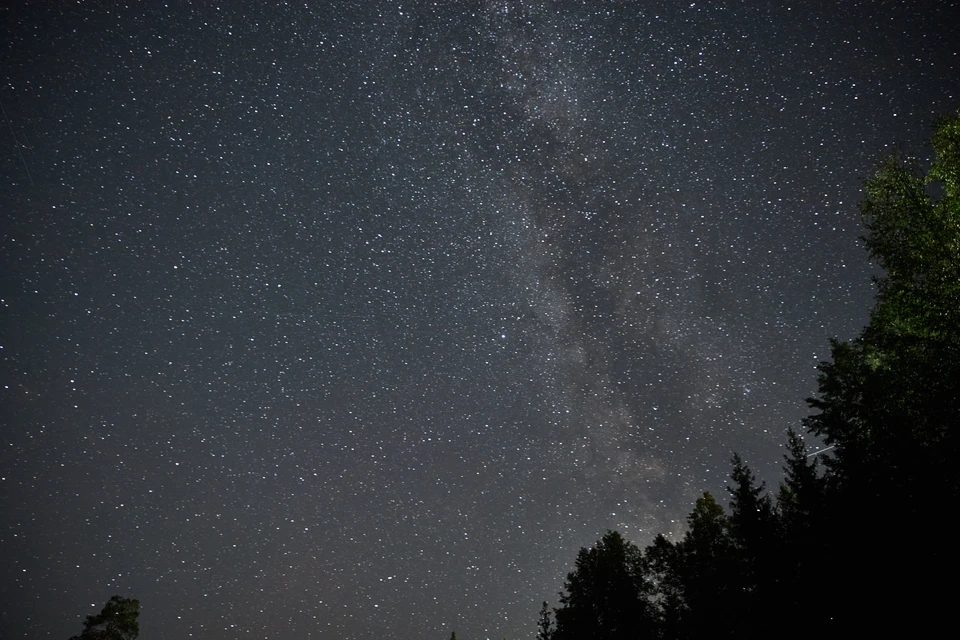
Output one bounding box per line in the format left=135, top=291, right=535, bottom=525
left=643, top=534, right=683, bottom=638
left=536, top=601, right=553, bottom=640
left=68, top=596, right=139, bottom=640
left=726, top=455, right=778, bottom=636
left=776, top=427, right=825, bottom=619
left=727, top=454, right=775, bottom=555
left=552, top=530, right=657, bottom=640
left=776, top=428, right=822, bottom=530
left=674, top=492, right=736, bottom=639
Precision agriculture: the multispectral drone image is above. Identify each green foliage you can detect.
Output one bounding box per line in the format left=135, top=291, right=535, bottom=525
left=69, top=596, right=139, bottom=640
left=807, top=112, right=960, bottom=498
left=861, top=120, right=960, bottom=341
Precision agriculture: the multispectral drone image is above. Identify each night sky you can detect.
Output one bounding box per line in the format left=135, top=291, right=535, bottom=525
left=1, top=2, right=957, bottom=638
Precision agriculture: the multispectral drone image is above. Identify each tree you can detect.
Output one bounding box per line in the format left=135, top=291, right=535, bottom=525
left=68, top=596, right=139, bottom=640
left=727, top=454, right=775, bottom=552
left=552, top=530, right=657, bottom=640
left=536, top=601, right=553, bottom=640
left=804, top=112, right=960, bottom=514
left=776, top=428, right=822, bottom=529
left=801, top=111, right=960, bottom=636
left=673, top=492, right=736, bottom=639
left=726, top=455, right=779, bottom=636
left=776, top=428, right=826, bottom=620
left=806, top=112, right=960, bottom=495
left=643, top=534, right=683, bottom=638
left=679, top=492, right=730, bottom=572
left=861, top=122, right=960, bottom=344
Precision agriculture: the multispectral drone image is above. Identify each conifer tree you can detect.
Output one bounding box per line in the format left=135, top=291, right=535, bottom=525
left=536, top=601, right=553, bottom=640
left=726, top=455, right=778, bottom=636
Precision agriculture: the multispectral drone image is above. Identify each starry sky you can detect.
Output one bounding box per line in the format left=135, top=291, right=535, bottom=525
left=1, top=1, right=956, bottom=638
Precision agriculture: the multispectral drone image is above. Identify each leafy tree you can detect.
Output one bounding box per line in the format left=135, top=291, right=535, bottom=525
left=68, top=596, right=139, bottom=640
left=806, top=112, right=960, bottom=495
left=552, top=530, right=657, bottom=640
left=862, top=123, right=960, bottom=344
left=801, top=111, right=960, bottom=635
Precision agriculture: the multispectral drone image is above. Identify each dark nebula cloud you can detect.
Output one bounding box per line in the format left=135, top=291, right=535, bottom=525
left=1, top=2, right=956, bottom=638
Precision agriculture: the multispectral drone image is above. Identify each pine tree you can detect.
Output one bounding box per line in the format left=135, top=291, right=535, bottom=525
left=775, top=429, right=827, bottom=629
left=536, top=601, right=553, bottom=640
left=727, top=454, right=775, bottom=552
left=776, top=428, right=822, bottom=528
left=726, top=455, right=778, bottom=636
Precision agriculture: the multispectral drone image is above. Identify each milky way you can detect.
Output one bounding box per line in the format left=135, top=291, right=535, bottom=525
left=1, top=2, right=956, bottom=638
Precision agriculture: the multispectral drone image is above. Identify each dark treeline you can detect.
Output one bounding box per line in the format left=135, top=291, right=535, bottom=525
left=70, top=114, right=958, bottom=640
left=535, top=113, right=960, bottom=640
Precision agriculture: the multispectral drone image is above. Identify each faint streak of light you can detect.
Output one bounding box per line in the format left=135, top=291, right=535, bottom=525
left=806, top=445, right=835, bottom=458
